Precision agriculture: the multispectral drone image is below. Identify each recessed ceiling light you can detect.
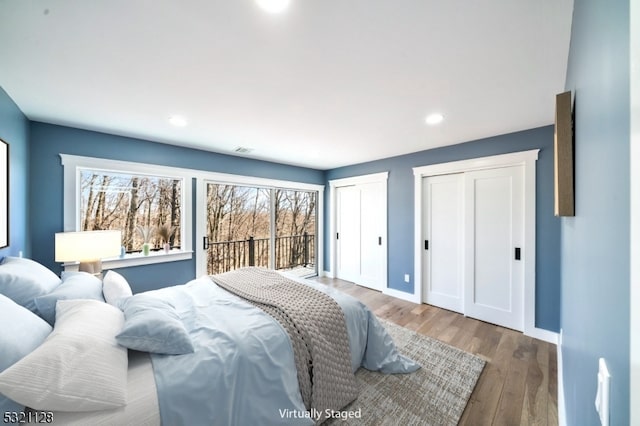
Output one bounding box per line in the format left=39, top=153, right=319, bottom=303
left=425, top=113, right=444, bottom=126
left=168, top=115, right=187, bottom=127
left=256, top=0, right=291, bottom=14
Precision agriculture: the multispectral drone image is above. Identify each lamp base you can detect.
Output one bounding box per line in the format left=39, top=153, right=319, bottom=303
left=78, top=259, right=102, bottom=277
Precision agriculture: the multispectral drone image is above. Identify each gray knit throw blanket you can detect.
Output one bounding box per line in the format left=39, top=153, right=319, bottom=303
left=210, top=267, right=359, bottom=422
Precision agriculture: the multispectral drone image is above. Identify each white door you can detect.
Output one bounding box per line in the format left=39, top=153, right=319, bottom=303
left=359, top=182, right=384, bottom=291
left=422, top=174, right=464, bottom=313
left=336, top=186, right=360, bottom=283
left=464, top=165, right=524, bottom=331
left=335, top=182, right=385, bottom=290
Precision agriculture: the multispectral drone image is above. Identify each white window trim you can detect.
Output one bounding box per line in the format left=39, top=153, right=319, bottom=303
left=60, top=154, right=193, bottom=270
left=194, top=170, right=324, bottom=277
left=630, top=2, right=639, bottom=423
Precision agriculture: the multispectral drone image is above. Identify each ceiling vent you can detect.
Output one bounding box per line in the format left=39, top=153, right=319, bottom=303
left=234, top=146, right=254, bottom=154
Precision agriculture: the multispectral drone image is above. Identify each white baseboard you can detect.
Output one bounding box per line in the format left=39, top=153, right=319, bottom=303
left=382, top=287, right=421, bottom=304
left=322, top=270, right=335, bottom=279
left=558, top=329, right=566, bottom=426
left=526, top=327, right=559, bottom=345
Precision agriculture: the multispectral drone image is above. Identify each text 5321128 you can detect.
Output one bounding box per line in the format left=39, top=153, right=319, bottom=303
left=3, top=411, right=53, bottom=424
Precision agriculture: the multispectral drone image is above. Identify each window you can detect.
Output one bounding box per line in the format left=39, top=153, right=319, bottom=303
left=80, top=170, right=182, bottom=253
left=61, top=155, right=192, bottom=268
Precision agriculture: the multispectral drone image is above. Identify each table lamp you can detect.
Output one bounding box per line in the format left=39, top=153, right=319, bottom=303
left=55, top=230, right=122, bottom=275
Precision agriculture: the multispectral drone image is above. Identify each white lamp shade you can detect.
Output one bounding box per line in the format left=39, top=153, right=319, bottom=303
left=55, top=230, right=122, bottom=262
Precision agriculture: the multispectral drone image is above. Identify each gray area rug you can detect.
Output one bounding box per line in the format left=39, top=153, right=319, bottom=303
left=326, top=320, right=486, bottom=426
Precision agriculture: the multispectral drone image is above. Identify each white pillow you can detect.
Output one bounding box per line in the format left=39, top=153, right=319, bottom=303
left=103, top=270, right=133, bottom=305
left=0, top=257, right=61, bottom=312
left=34, top=272, right=104, bottom=325
left=0, top=299, right=128, bottom=412
left=0, top=294, right=52, bottom=414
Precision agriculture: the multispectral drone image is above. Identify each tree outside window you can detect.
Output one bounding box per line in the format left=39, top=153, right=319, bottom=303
left=80, top=170, right=182, bottom=255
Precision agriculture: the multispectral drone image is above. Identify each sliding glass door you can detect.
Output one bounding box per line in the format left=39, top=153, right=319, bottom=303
left=204, top=184, right=271, bottom=274
left=274, top=189, right=317, bottom=276
left=203, top=181, right=317, bottom=277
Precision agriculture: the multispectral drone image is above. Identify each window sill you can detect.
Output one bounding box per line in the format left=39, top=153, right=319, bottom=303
left=62, top=250, right=193, bottom=272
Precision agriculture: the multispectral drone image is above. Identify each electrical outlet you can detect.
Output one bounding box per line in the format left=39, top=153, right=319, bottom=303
left=595, top=358, right=610, bottom=426
left=404, top=274, right=410, bottom=283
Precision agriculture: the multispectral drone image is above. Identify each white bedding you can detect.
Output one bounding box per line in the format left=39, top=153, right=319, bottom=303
left=17, top=272, right=417, bottom=425
left=29, top=351, right=160, bottom=426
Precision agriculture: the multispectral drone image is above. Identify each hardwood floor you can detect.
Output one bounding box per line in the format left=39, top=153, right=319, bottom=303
left=313, top=277, right=558, bottom=426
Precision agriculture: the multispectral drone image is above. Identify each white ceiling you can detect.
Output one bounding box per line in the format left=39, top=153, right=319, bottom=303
left=0, top=0, right=573, bottom=170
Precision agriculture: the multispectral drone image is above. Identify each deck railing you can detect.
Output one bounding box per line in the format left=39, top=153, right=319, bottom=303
left=206, top=233, right=315, bottom=275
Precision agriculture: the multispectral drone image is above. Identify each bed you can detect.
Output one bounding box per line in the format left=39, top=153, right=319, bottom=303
left=0, top=257, right=419, bottom=425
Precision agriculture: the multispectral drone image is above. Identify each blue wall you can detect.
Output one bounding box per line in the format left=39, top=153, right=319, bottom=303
left=29, top=122, right=324, bottom=293
left=325, top=125, right=561, bottom=332
left=0, top=87, right=30, bottom=259
left=561, top=0, right=630, bottom=424
left=9, top=90, right=562, bottom=331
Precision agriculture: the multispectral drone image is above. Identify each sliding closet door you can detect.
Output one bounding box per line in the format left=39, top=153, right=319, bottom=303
left=359, top=182, right=385, bottom=291
left=335, top=181, right=385, bottom=291
left=464, top=165, right=524, bottom=331
left=336, top=186, right=361, bottom=283
left=421, top=174, right=464, bottom=313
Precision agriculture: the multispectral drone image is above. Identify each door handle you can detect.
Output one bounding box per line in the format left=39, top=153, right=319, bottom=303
left=425, top=240, right=429, bottom=250
left=378, top=236, right=382, bottom=245
left=203, top=236, right=210, bottom=250
left=515, top=247, right=521, bottom=260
